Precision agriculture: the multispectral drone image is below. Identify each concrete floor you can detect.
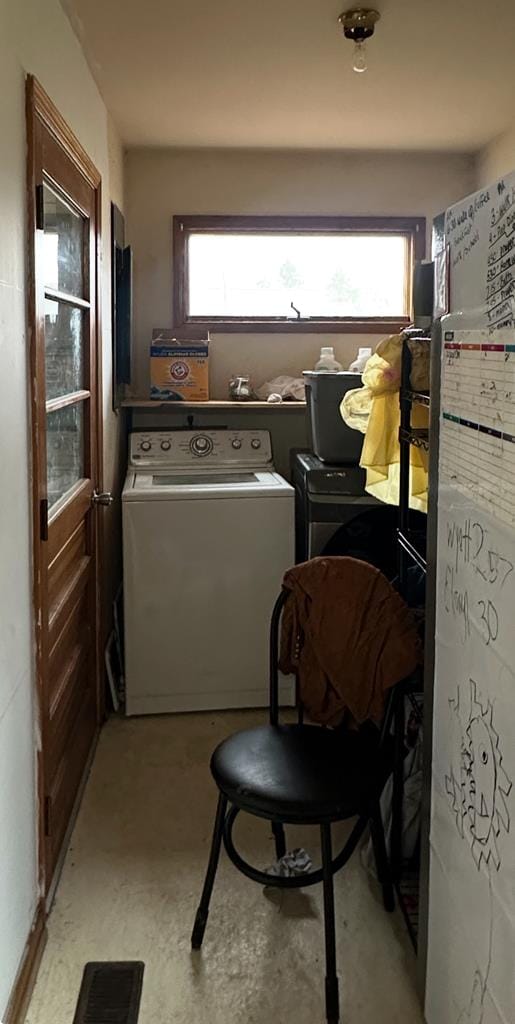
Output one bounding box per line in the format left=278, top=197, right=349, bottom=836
left=26, top=711, right=424, bottom=1024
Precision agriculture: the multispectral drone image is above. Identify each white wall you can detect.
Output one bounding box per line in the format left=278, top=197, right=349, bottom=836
left=126, top=147, right=475, bottom=398
left=477, top=124, right=515, bottom=186
left=0, top=0, right=124, bottom=1014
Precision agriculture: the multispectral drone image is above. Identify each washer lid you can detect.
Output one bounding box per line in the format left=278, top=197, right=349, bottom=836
left=123, top=470, right=294, bottom=500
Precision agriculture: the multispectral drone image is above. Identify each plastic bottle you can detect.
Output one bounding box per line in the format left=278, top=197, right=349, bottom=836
left=314, top=346, right=343, bottom=372
left=348, top=347, right=372, bottom=373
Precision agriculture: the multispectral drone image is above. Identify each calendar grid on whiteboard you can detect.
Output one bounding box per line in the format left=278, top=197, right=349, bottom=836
left=440, top=330, right=515, bottom=527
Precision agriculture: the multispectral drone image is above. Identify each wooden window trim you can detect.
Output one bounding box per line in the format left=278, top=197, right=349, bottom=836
left=173, top=214, right=426, bottom=335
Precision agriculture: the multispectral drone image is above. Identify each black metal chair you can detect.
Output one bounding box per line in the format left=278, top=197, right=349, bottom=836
left=191, top=588, right=401, bottom=1024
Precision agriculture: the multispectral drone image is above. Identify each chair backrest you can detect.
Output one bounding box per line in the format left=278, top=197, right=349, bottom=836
left=269, top=588, right=290, bottom=727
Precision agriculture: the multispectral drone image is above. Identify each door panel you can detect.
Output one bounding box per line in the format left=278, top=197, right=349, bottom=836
left=28, top=78, right=103, bottom=891
left=47, top=482, right=92, bottom=565
left=48, top=587, right=91, bottom=701
left=48, top=521, right=88, bottom=608
left=48, top=554, right=90, bottom=637
left=48, top=655, right=91, bottom=779
left=46, top=690, right=97, bottom=871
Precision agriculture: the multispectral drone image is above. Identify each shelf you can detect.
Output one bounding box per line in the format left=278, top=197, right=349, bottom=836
left=121, top=399, right=307, bottom=411
left=394, top=331, right=429, bottom=957
left=403, top=330, right=431, bottom=344
left=400, top=388, right=430, bottom=407
left=407, top=690, right=424, bottom=728
left=398, top=426, right=429, bottom=451
left=398, top=530, right=427, bottom=573
left=396, top=868, right=420, bottom=951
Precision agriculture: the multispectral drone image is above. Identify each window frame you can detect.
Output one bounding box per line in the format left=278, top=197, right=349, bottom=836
left=172, top=214, right=426, bottom=335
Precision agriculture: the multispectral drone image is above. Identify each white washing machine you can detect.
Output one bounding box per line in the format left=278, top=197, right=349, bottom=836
left=122, top=429, right=295, bottom=715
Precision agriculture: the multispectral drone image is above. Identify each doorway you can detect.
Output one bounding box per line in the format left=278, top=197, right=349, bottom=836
left=26, top=77, right=105, bottom=894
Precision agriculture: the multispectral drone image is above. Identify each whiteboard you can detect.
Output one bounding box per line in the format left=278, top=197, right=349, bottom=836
left=445, top=172, right=515, bottom=333
left=426, top=170, right=515, bottom=1024
left=427, top=330, right=515, bottom=1024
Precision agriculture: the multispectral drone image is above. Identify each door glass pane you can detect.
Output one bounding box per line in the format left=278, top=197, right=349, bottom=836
left=45, top=299, right=84, bottom=400
left=43, top=184, right=85, bottom=298
left=46, top=403, right=84, bottom=510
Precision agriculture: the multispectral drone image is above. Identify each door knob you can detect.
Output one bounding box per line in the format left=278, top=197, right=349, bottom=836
left=92, top=490, right=114, bottom=507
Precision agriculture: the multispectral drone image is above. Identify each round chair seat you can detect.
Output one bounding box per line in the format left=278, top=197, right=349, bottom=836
left=210, top=724, right=380, bottom=825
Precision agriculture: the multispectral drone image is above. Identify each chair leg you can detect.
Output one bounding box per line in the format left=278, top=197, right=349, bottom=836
left=191, top=792, right=228, bottom=950
left=391, top=693, right=405, bottom=883
left=271, top=821, right=286, bottom=860
left=320, top=825, right=340, bottom=1024
left=370, top=803, right=395, bottom=913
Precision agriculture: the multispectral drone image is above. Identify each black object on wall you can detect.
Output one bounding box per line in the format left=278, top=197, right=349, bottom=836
left=111, top=202, right=132, bottom=408
left=413, top=261, right=434, bottom=323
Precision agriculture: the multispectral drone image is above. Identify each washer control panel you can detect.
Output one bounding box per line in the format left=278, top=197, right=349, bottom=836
left=129, top=430, right=273, bottom=467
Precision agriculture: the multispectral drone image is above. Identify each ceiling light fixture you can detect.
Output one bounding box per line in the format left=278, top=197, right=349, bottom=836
left=338, top=8, right=381, bottom=74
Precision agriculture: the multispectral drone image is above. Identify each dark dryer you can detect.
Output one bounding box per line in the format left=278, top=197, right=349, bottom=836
left=291, top=451, right=400, bottom=581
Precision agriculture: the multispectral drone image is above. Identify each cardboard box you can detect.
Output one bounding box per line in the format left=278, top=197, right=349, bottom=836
left=150, top=330, right=209, bottom=401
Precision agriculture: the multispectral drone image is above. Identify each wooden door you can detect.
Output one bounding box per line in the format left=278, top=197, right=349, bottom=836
left=27, top=79, right=105, bottom=891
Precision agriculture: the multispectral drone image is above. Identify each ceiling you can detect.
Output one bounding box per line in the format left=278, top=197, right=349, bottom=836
left=63, top=0, right=515, bottom=151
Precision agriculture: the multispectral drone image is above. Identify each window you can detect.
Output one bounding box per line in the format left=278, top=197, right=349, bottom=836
left=173, top=215, right=425, bottom=334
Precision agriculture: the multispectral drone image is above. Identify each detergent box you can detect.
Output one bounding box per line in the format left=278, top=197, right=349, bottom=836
left=150, top=330, right=209, bottom=401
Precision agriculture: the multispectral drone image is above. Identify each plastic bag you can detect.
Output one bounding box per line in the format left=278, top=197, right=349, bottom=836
left=256, top=375, right=306, bottom=402
left=340, top=334, right=429, bottom=512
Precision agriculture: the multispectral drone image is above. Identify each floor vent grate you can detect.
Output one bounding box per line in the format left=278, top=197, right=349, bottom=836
left=72, top=961, right=144, bottom=1024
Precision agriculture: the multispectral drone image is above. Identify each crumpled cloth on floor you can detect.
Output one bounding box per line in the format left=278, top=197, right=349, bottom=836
left=279, top=556, right=422, bottom=728
left=266, top=848, right=313, bottom=879
left=340, top=334, right=429, bottom=512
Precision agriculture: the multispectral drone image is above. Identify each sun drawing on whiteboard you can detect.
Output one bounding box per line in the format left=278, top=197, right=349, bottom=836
left=445, top=680, right=512, bottom=1023
left=445, top=679, right=512, bottom=871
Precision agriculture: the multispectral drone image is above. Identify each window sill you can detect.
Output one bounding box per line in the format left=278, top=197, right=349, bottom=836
left=173, top=318, right=410, bottom=336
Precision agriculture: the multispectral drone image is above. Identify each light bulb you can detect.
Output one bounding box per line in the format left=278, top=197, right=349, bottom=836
left=352, top=40, right=367, bottom=73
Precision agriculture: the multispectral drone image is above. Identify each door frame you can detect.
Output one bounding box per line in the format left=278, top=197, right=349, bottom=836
left=26, top=75, right=104, bottom=895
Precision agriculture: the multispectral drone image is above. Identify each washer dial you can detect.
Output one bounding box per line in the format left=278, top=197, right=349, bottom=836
left=190, top=434, right=213, bottom=457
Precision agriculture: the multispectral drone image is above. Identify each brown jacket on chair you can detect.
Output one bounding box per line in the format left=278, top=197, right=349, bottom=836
left=279, top=556, right=421, bottom=727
